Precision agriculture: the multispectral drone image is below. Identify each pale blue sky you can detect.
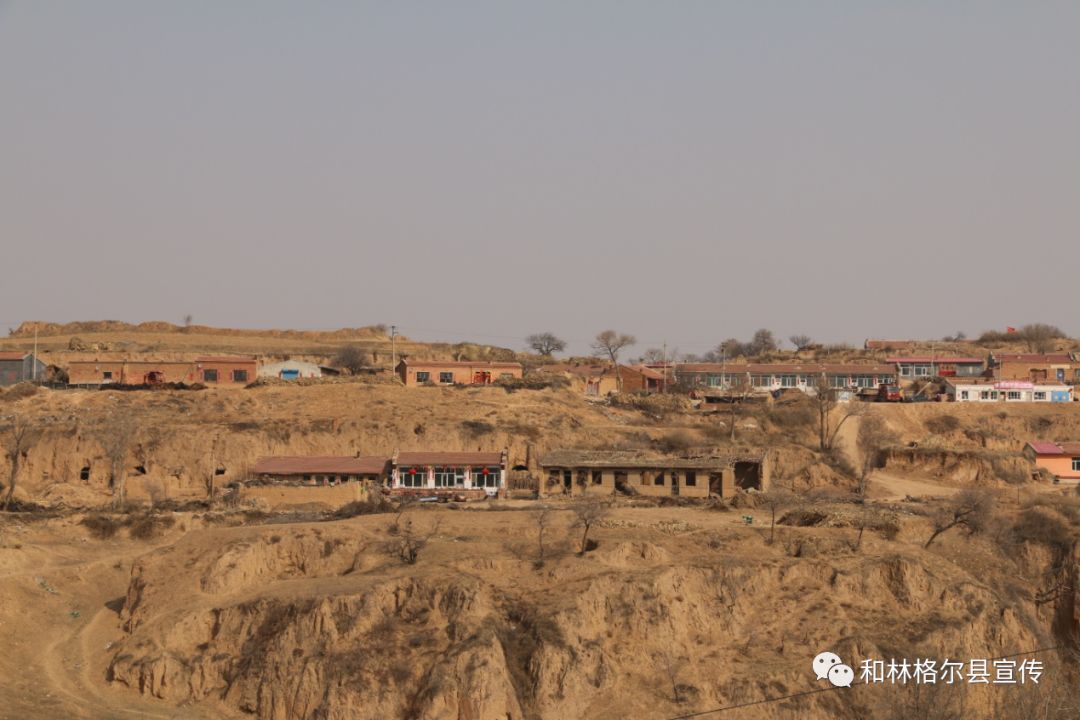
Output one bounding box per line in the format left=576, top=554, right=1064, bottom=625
left=2, top=2, right=1077, bottom=354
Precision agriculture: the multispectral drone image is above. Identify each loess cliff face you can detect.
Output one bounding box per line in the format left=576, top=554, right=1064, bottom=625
left=103, top=507, right=1078, bottom=720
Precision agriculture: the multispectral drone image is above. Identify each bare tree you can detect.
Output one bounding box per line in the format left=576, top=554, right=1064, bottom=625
left=526, top=332, right=566, bottom=357
left=571, top=499, right=610, bottom=554
left=591, top=331, right=636, bottom=393
left=748, top=328, right=778, bottom=357
left=1019, top=323, right=1064, bottom=353
left=205, top=433, right=224, bottom=502
left=923, top=488, right=995, bottom=548
left=654, top=650, right=690, bottom=704
left=144, top=478, right=166, bottom=510
left=759, top=488, right=794, bottom=544
left=533, top=507, right=552, bottom=567
left=813, top=376, right=866, bottom=452
left=334, top=345, right=368, bottom=374
left=855, top=415, right=897, bottom=496
left=789, top=334, right=814, bottom=351
left=1, top=415, right=40, bottom=510
left=95, top=414, right=139, bottom=509
left=182, top=314, right=194, bottom=330
left=640, top=347, right=667, bottom=364
left=385, top=516, right=441, bottom=564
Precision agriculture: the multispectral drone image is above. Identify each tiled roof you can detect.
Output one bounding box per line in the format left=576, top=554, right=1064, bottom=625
left=1027, top=441, right=1080, bottom=455
left=887, top=357, right=984, bottom=364
left=252, top=456, right=388, bottom=475
left=665, top=363, right=896, bottom=375
left=195, top=356, right=257, bottom=363
left=400, top=360, right=522, bottom=369
left=994, top=353, right=1074, bottom=364
left=396, top=451, right=504, bottom=466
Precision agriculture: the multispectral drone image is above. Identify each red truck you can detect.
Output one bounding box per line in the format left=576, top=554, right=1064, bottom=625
left=876, top=384, right=903, bottom=402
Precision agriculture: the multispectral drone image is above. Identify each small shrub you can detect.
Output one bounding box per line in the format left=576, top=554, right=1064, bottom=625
left=926, top=415, right=961, bottom=434
left=1011, top=508, right=1073, bottom=550
left=81, top=513, right=121, bottom=539
left=461, top=419, right=495, bottom=437
left=654, top=429, right=696, bottom=453
left=128, top=514, right=175, bottom=540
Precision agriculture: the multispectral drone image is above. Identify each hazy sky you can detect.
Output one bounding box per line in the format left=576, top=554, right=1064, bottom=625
left=2, top=2, right=1078, bottom=356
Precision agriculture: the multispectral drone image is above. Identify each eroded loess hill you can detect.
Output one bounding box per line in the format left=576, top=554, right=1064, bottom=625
left=98, top=503, right=1079, bottom=720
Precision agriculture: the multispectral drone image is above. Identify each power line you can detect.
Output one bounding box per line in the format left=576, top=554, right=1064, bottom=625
left=664, top=645, right=1062, bottom=719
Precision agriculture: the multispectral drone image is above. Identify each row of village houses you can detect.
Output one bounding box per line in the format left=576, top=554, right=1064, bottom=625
left=2, top=351, right=1080, bottom=402
left=246, top=436, right=1080, bottom=504
left=249, top=448, right=769, bottom=501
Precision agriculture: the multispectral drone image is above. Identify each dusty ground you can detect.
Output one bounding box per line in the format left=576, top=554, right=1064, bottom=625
left=1, top=493, right=1076, bottom=720
left=2, top=326, right=1080, bottom=718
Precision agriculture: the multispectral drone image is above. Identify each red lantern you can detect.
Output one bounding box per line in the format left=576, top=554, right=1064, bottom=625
left=409, top=467, right=418, bottom=474
left=482, top=468, right=489, bottom=475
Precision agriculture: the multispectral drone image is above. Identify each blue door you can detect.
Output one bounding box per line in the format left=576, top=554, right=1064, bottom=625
left=281, top=369, right=300, bottom=380
left=1051, top=390, right=1069, bottom=403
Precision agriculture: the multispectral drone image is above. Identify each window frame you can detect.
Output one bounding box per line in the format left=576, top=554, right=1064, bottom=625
left=203, top=368, right=219, bottom=383
left=438, top=371, right=454, bottom=384
left=415, top=371, right=430, bottom=383
left=232, top=369, right=248, bottom=383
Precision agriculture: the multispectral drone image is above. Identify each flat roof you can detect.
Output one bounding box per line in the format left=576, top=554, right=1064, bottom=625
left=993, top=353, right=1074, bottom=363
left=540, top=449, right=765, bottom=469
left=253, top=456, right=388, bottom=475
left=0, top=352, right=29, bottom=361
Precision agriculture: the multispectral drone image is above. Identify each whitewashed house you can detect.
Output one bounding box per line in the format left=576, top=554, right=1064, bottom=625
left=946, top=378, right=1073, bottom=403
left=258, top=360, right=323, bottom=380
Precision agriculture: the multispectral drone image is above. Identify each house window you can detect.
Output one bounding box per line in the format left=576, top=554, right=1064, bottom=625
left=855, top=376, right=876, bottom=388
left=1073, top=458, right=1080, bottom=472
left=686, top=471, right=697, bottom=487
left=203, top=369, right=219, bottom=382
left=780, top=375, right=797, bottom=387
left=592, top=470, right=603, bottom=485
left=653, top=472, right=664, bottom=486
left=1034, top=391, right=1046, bottom=401
left=752, top=375, right=771, bottom=387
left=707, top=375, right=720, bottom=387
left=434, top=466, right=464, bottom=487
left=416, top=371, right=430, bottom=383
left=400, top=468, right=426, bottom=487
left=474, top=467, right=500, bottom=488
left=103, top=371, right=113, bottom=380
left=980, top=391, right=990, bottom=400
left=439, top=371, right=454, bottom=383
left=232, top=369, right=248, bottom=382
left=830, top=375, right=848, bottom=388
left=1007, top=391, right=1021, bottom=401
left=900, top=366, right=912, bottom=377
left=960, top=391, right=969, bottom=400
left=499, top=373, right=514, bottom=380
left=914, top=364, right=931, bottom=376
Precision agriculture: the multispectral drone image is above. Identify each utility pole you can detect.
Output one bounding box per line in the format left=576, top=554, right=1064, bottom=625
left=661, top=342, right=667, bottom=393
left=390, top=325, right=398, bottom=371
left=32, top=325, right=38, bottom=381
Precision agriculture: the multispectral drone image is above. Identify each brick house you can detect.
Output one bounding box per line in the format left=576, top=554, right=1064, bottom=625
left=396, top=359, right=523, bottom=387
left=1023, top=441, right=1080, bottom=485
left=0, top=352, right=47, bottom=386
left=389, top=450, right=507, bottom=498
left=541, top=363, right=664, bottom=396
left=990, top=353, right=1079, bottom=383
left=66, top=355, right=257, bottom=387
left=539, top=449, right=768, bottom=498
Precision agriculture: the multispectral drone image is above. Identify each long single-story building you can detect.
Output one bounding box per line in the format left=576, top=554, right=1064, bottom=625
left=250, top=455, right=389, bottom=485
left=1023, top=441, right=1080, bottom=485
left=389, top=450, right=508, bottom=498
left=653, top=363, right=898, bottom=393
left=0, top=352, right=47, bottom=386
left=396, top=360, right=523, bottom=387
left=887, top=356, right=985, bottom=379
left=945, top=378, right=1073, bottom=403
left=538, top=449, right=768, bottom=498
left=66, top=355, right=257, bottom=387
left=990, top=353, right=1079, bottom=383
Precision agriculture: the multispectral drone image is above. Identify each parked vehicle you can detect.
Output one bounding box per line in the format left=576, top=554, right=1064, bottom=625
left=876, top=384, right=903, bottom=402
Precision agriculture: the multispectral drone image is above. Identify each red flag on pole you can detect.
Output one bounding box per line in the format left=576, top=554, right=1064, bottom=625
left=1006, top=326, right=1016, bottom=334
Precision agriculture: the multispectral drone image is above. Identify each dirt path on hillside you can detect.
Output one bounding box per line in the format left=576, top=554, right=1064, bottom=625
left=0, top=523, right=239, bottom=720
